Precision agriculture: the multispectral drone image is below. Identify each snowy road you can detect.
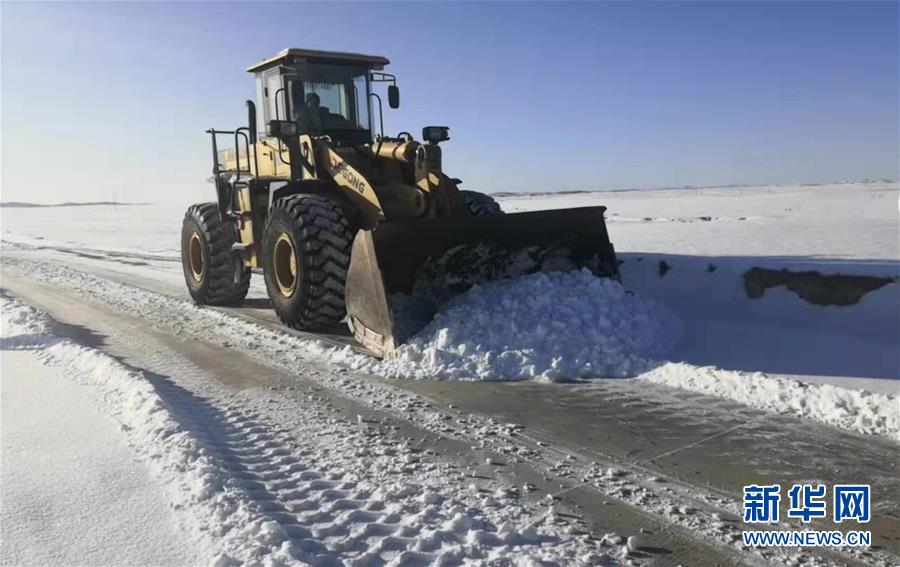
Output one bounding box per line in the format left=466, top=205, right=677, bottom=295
left=1, top=257, right=897, bottom=566
left=2, top=287, right=626, bottom=565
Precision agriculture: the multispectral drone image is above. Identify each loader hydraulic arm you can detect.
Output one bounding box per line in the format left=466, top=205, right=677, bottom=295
left=413, top=142, right=468, bottom=218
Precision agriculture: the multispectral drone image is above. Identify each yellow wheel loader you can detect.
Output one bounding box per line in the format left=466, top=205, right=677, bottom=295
left=181, top=48, right=619, bottom=357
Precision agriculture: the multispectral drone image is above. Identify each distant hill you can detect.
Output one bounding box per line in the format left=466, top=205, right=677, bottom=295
left=0, top=201, right=150, bottom=208
left=836, top=178, right=896, bottom=185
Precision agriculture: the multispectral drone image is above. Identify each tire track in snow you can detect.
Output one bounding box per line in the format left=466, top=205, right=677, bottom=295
left=148, top=377, right=448, bottom=565
left=149, top=376, right=536, bottom=565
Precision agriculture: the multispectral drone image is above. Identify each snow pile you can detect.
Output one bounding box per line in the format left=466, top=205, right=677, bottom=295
left=345, top=270, right=681, bottom=380
left=1, top=295, right=54, bottom=343
left=642, top=363, right=899, bottom=441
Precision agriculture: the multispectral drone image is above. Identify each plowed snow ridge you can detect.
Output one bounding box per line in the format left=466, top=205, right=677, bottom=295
left=641, top=363, right=899, bottom=441
left=347, top=270, right=681, bottom=380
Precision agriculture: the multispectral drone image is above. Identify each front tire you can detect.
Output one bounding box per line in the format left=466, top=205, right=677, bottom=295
left=181, top=203, right=250, bottom=305
left=460, top=190, right=504, bottom=216
left=262, top=194, right=352, bottom=330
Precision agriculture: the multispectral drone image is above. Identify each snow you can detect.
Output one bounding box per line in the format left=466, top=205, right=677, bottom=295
left=501, top=181, right=899, bottom=439
left=1, top=354, right=202, bottom=566
left=618, top=254, right=899, bottom=394
left=2, top=180, right=898, bottom=565
left=329, top=267, right=897, bottom=440
left=1, top=303, right=202, bottom=566
left=498, top=181, right=899, bottom=262
left=0, top=295, right=620, bottom=565
left=640, top=363, right=899, bottom=441
left=342, top=270, right=681, bottom=381
left=3, top=181, right=896, bottom=273
left=2, top=258, right=897, bottom=566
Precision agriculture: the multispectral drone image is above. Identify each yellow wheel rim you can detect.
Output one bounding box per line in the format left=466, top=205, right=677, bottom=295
left=188, top=232, right=204, bottom=282
left=273, top=233, right=298, bottom=297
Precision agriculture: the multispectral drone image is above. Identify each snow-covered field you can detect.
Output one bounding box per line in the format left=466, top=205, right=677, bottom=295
left=2, top=180, right=898, bottom=565
left=500, top=180, right=899, bottom=262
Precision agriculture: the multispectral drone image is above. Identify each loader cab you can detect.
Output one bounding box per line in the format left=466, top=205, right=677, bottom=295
left=247, top=48, right=392, bottom=147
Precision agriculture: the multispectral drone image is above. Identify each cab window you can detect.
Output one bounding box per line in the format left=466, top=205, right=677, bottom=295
left=288, top=63, right=370, bottom=136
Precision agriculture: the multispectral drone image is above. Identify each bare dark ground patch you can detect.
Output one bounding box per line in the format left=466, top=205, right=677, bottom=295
left=744, top=267, right=894, bottom=306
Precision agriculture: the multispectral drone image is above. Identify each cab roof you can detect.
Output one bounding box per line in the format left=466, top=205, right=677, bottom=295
left=246, top=48, right=390, bottom=73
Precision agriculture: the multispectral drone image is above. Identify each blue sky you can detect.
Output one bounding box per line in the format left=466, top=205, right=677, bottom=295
left=2, top=1, right=897, bottom=203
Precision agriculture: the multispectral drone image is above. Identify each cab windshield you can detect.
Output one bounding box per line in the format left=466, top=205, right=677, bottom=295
left=288, top=63, right=370, bottom=144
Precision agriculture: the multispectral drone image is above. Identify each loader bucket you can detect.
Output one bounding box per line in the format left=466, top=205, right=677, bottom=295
left=345, top=206, right=619, bottom=357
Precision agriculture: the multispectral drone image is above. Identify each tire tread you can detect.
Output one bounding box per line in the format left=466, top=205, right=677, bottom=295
left=460, top=190, right=504, bottom=216
left=264, top=194, right=352, bottom=329
left=182, top=202, right=250, bottom=305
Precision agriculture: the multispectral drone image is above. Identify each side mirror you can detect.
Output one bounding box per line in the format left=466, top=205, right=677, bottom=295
left=388, top=85, right=400, bottom=109
left=246, top=100, right=257, bottom=144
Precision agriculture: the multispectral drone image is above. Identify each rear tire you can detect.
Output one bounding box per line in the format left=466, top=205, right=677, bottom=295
left=181, top=203, right=250, bottom=305
left=460, top=190, right=504, bottom=216
left=262, top=194, right=352, bottom=330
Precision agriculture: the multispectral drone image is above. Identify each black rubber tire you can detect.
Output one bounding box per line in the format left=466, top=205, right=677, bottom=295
left=261, top=194, right=352, bottom=330
left=181, top=202, right=251, bottom=306
left=460, top=190, right=504, bottom=216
